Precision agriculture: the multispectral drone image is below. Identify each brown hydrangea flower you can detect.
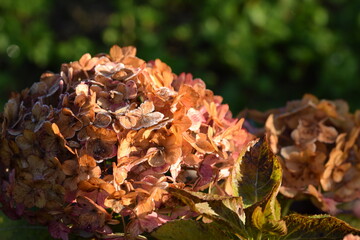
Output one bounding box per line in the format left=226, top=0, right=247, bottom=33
left=0, top=45, right=253, bottom=239
left=247, top=94, right=360, bottom=216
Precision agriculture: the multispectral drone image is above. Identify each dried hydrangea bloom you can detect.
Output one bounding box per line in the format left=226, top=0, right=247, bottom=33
left=253, top=94, right=360, bottom=215
left=0, top=45, right=253, bottom=239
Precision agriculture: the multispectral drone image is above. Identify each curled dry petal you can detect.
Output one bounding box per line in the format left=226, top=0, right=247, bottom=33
left=31, top=101, right=50, bottom=132
left=187, top=108, right=205, bottom=132
left=93, top=111, right=112, bottom=128
left=56, top=108, right=83, bottom=139
left=118, top=101, right=164, bottom=130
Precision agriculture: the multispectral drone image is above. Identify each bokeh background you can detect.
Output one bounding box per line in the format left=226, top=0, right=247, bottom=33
left=1, top=0, right=360, bottom=239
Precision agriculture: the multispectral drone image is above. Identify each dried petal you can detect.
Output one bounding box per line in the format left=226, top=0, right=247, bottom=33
left=93, top=112, right=112, bottom=128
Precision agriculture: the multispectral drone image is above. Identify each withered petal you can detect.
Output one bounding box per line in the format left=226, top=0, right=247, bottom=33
left=93, top=112, right=112, bottom=128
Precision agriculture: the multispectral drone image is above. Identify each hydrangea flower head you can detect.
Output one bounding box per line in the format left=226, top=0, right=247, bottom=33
left=0, top=46, right=253, bottom=239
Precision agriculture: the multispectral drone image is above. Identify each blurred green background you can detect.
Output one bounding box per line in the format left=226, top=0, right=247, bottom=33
left=1, top=0, right=360, bottom=113
left=1, top=0, right=360, bottom=239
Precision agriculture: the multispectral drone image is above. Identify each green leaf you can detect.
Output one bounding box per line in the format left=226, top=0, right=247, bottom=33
left=151, top=219, right=238, bottom=240
left=244, top=182, right=287, bottom=239
left=337, top=213, right=360, bottom=229
left=236, top=138, right=287, bottom=238
left=168, top=188, right=247, bottom=238
left=280, top=214, right=360, bottom=240
left=251, top=184, right=286, bottom=235
left=227, top=137, right=282, bottom=208
left=252, top=205, right=287, bottom=236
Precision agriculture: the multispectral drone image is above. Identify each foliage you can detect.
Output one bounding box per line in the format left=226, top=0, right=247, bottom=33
left=281, top=214, right=360, bottom=240
left=151, top=219, right=238, bottom=240
left=225, top=137, right=282, bottom=207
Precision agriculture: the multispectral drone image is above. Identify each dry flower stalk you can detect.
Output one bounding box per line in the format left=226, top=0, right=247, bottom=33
left=0, top=45, right=252, bottom=239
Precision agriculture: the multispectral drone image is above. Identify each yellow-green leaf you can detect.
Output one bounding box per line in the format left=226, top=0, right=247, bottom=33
left=151, top=220, right=238, bottom=240
left=280, top=214, right=360, bottom=240
left=168, top=187, right=246, bottom=238
left=232, top=137, right=282, bottom=208
left=245, top=182, right=287, bottom=238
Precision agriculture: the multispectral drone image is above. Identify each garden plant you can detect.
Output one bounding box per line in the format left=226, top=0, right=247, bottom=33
left=1, top=46, right=360, bottom=240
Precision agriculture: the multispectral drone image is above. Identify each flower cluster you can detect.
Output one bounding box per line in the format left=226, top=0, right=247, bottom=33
left=254, top=94, right=360, bottom=214
left=0, top=46, right=252, bottom=239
